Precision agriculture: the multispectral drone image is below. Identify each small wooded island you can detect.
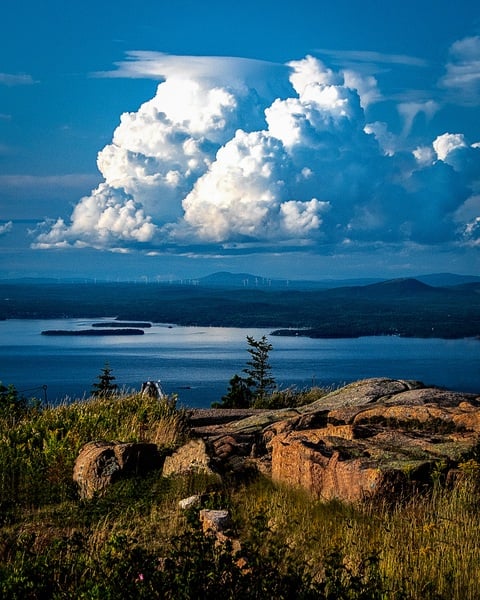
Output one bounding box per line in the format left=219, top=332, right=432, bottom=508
left=92, top=321, right=152, bottom=328
left=41, top=328, right=145, bottom=336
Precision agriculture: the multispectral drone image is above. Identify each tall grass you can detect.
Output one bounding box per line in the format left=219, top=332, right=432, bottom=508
left=1, top=391, right=480, bottom=598
left=232, top=473, right=480, bottom=599
left=253, top=385, right=332, bottom=408
left=0, top=392, right=187, bottom=509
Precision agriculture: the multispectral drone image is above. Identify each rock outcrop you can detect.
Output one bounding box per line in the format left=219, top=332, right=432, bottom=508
left=186, top=378, right=480, bottom=503
left=73, top=378, right=480, bottom=504
left=73, top=441, right=163, bottom=499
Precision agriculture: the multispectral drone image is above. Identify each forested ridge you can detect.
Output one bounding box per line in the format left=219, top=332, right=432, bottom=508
left=1, top=278, right=480, bottom=339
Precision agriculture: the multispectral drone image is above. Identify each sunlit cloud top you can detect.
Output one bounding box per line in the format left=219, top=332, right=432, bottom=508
left=35, top=47, right=480, bottom=256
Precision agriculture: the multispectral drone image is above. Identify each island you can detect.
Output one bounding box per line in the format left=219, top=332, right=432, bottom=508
left=41, top=328, right=145, bottom=336
left=92, top=321, right=152, bottom=328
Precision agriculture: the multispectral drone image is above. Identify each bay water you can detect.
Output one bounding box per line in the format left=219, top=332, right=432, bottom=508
left=1, top=318, right=479, bottom=408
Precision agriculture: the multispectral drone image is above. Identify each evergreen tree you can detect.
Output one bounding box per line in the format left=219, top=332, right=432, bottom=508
left=213, top=374, right=253, bottom=408
left=91, top=363, right=118, bottom=398
left=243, top=335, right=276, bottom=402
left=0, top=382, right=27, bottom=418
left=213, top=336, right=276, bottom=408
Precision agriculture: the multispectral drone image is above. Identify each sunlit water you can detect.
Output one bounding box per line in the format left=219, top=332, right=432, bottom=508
left=1, top=318, right=479, bottom=407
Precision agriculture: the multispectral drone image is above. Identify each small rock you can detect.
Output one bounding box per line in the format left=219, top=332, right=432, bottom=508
left=199, top=509, right=231, bottom=535
left=162, top=438, right=218, bottom=478
left=178, top=495, right=201, bottom=510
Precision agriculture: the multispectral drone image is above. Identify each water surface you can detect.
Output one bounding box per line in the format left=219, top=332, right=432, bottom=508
left=1, top=318, right=479, bottom=407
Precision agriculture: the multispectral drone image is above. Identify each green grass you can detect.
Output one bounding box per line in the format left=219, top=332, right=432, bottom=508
left=0, top=391, right=187, bottom=509
left=1, top=391, right=480, bottom=598
left=233, top=475, right=480, bottom=599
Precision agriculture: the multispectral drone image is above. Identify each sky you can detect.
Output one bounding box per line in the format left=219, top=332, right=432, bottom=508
left=1, top=0, right=480, bottom=281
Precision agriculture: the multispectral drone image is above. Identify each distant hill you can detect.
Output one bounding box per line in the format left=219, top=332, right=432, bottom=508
left=198, top=272, right=269, bottom=287
left=453, top=282, right=480, bottom=292
left=198, top=271, right=480, bottom=290
left=1, top=275, right=479, bottom=339
left=359, top=278, right=436, bottom=297
left=198, top=271, right=383, bottom=289
left=414, top=273, right=480, bottom=287
left=2, top=271, right=479, bottom=289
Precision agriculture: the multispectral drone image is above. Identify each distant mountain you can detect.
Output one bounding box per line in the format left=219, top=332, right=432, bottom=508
left=198, top=272, right=267, bottom=287
left=2, top=271, right=478, bottom=289
left=453, top=281, right=480, bottom=293
left=198, top=271, right=480, bottom=290
left=2, top=275, right=480, bottom=339
left=322, top=277, right=385, bottom=287
left=197, top=271, right=383, bottom=289
left=359, top=277, right=436, bottom=296
left=414, top=273, right=480, bottom=287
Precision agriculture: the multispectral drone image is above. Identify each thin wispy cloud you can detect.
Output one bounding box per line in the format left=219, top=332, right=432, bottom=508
left=93, top=51, right=293, bottom=109
left=0, top=221, right=13, bottom=236
left=0, top=173, right=101, bottom=192
left=439, top=35, right=480, bottom=105
left=315, top=48, right=429, bottom=69
left=96, top=50, right=283, bottom=77
left=0, top=72, right=36, bottom=86
left=398, top=100, right=440, bottom=137
left=94, top=51, right=291, bottom=93
left=312, top=48, right=432, bottom=106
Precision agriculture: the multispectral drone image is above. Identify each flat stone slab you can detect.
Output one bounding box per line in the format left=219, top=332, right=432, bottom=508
left=182, top=378, right=480, bottom=503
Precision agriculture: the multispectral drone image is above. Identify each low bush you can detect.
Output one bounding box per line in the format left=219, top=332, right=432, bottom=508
left=252, top=386, right=330, bottom=409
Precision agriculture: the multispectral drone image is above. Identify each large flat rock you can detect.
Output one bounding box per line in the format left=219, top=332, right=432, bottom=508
left=186, top=378, right=480, bottom=503
left=267, top=379, right=480, bottom=501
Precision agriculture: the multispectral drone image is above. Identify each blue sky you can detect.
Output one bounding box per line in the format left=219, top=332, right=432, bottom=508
left=1, top=0, right=480, bottom=281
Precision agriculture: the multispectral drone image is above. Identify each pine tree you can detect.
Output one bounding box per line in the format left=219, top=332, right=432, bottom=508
left=213, top=374, right=253, bottom=408
left=213, top=336, right=276, bottom=408
left=91, top=363, right=118, bottom=399
left=243, top=335, right=276, bottom=402
left=0, top=382, right=27, bottom=418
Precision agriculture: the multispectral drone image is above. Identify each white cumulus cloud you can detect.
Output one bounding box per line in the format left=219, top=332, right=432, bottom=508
left=433, top=133, right=468, bottom=161
left=35, top=184, right=157, bottom=249
left=36, top=51, right=480, bottom=253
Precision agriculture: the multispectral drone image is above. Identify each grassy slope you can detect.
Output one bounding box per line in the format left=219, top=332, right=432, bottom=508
left=0, top=392, right=480, bottom=598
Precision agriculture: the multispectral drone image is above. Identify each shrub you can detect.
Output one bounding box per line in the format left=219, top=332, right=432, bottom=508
left=253, top=386, right=329, bottom=409
left=0, top=391, right=187, bottom=510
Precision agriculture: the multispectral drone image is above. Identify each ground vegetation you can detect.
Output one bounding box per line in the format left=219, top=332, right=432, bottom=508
left=0, top=386, right=480, bottom=598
